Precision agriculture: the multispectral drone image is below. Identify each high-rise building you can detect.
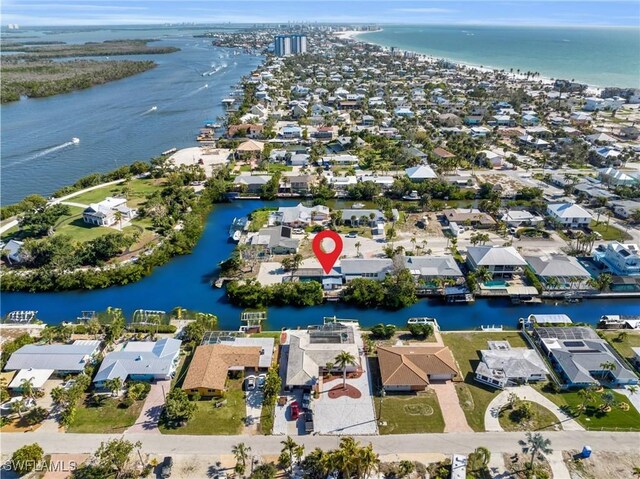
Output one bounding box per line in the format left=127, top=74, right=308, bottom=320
left=274, top=34, right=307, bottom=57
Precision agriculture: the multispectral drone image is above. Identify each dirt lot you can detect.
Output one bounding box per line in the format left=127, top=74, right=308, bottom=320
left=563, top=450, right=640, bottom=479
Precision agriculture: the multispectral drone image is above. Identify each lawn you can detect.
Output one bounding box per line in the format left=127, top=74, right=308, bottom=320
left=589, top=221, right=632, bottom=241
left=441, top=331, right=529, bottom=432
left=52, top=206, right=147, bottom=243
left=69, top=178, right=164, bottom=208
left=248, top=209, right=275, bottom=232
left=374, top=391, right=445, bottom=434
left=67, top=394, right=145, bottom=433
left=159, top=378, right=245, bottom=435
left=600, top=331, right=640, bottom=371
left=498, top=400, right=561, bottom=432
left=533, top=384, right=640, bottom=431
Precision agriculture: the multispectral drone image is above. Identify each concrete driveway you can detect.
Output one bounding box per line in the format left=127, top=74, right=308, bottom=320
left=429, top=381, right=473, bottom=432
left=245, top=388, right=264, bottom=433
left=127, top=380, right=170, bottom=434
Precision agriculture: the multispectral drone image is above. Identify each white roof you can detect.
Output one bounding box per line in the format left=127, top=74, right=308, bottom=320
left=467, top=246, right=527, bottom=266
left=9, top=369, right=54, bottom=389
left=405, top=165, right=437, bottom=179
left=548, top=203, right=593, bottom=219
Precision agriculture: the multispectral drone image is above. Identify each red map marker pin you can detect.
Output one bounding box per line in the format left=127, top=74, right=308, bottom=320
left=312, top=230, right=343, bottom=274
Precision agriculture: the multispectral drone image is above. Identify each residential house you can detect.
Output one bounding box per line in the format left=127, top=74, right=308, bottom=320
left=533, top=327, right=638, bottom=387
left=235, top=139, right=265, bottom=159
left=227, top=124, right=264, bottom=139
left=598, top=168, right=637, bottom=187
left=182, top=337, right=274, bottom=397
left=377, top=345, right=460, bottom=392
left=441, top=208, right=496, bottom=228
left=233, top=175, right=272, bottom=193
left=525, top=254, right=592, bottom=289
left=546, top=203, right=593, bottom=228
left=593, top=242, right=640, bottom=276
left=501, top=210, right=543, bottom=228
left=287, top=175, right=315, bottom=194
left=1, top=239, right=25, bottom=264
left=288, top=154, right=310, bottom=167
left=250, top=226, right=299, bottom=254
left=341, top=208, right=396, bottom=226
left=275, top=203, right=329, bottom=227
left=466, top=246, right=527, bottom=278
left=313, top=127, right=335, bottom=140
left=402, top=255, right=463, bottom=282
left=93, top=338, right=181, bottom=388
left=474, top=340, right=548, bottom=389
left=610, top=200, right=640, bottom=219
left=281, top=125, right=302, bottom=139
left=518, top=135, right=550, bottom=150
left=340, top=258, right=394, bottom=281
left=431, top=147, right=455, bottom=161
left=83, top=197, right=137, bottom=227
left=405, top=165, right=437, bottom=181
left=285, top=323, right=360, bottom=390
left=5, top=340, right=101, bottom=389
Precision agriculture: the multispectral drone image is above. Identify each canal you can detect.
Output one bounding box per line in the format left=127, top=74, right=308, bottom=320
left=2, top=200, right=639, bottom=330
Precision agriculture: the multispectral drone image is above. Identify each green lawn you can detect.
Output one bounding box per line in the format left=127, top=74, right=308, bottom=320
left=441, top=331, right=529, bottom=432
left=589, top=221, right=631, bottom=241
left=600, top=331, right=640, bottom=371
left=159, top=378, right=245, bottom=435
left=374, top=391, right=445, bottom=434
left=498, top=400, right=561, bottom=432
left=533, top=384, right=640, bottom=431
left=67, top=394, right=145, bottom=433
left=69, top=178, right=164, bottom=208
left=52, top=206, right=144, bottom=243
left=248, top=209, right=274, bottom=232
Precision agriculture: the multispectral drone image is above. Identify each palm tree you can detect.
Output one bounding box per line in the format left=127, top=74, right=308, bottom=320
left=600, top=391, right=616, bottom=412
left=40, top=327, right=56, bottom=344
left=544, top=276, right=561, bottom=291
left=19, top=377, right=35, bottom=404
left=521, top=432, right=553, bottom=472
left=86, top=318, right=101, bottom=340
left=358, top=443, right=379, bottom=479
left=469, top=446, right=491, bottom=474
left=627, top=385, right=639, bottom=397
left=354, top=241, right=361, bottom=257
left=280, top=436, right=299, bottom=475
left=475, top=266, right=493, bottom=284
left=396, top=460, right=415, bottom=478
left=232, top=442, right=251, bottom=476
left=599, top=361, right=617, bottom=379
left=104, top=377, right=123, bottom=397
left=114, top=210, right=124, bottom=231
left=335, top=437, right=359, bottom=478
left=11, top=398, right=29, bottom=418
left=334, top=351, right=357, bottom=390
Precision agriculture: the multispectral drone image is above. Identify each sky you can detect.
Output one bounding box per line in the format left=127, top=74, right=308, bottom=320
left=2, top=0, right=639, bottom=27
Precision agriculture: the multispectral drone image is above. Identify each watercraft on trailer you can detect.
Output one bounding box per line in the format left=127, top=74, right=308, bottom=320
left=407, top=317, right=435, bottom=325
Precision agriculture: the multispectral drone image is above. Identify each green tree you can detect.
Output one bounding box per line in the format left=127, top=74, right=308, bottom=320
left=10, top=443, right=44, bottom=476
left=104, top=377, right=123, bottom=397
left=250, top=462, right=277, bottom=479
left=407, top=322, right=434, bottom=340
left=370, top=323, right=396, bottom=340
left=232, top=442, right=251, bottom=476
left=93, top=438, right=142, bottom=478
left=334, top=351, right=357, bottom=389
left=280, top=436, right=300, bottom=474
left=520, top=432, right=553, bottom=472
left=163, top=388, right=196, bottom=426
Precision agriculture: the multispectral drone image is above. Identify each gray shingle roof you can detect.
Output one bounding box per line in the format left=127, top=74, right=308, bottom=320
left=5, top=340, right=101, bottom=373
left=403, top=255, right=462, bottom=277
left=467, top=246, right=527, bottom=267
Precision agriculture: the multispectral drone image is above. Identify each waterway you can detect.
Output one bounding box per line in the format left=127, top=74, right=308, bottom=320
left=0, top=25, right=263, bottom=204
left=2, top=199, right=639, bottom=331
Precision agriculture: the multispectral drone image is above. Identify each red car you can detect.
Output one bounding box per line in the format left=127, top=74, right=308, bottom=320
left=289, top=401, right=300, bottom=420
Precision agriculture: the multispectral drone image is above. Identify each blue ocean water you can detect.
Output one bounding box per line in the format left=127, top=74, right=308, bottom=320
left=1, top=199, right=639, bottom=331
left=359, top=25, right=640, bottom=88
left=0, top=26, right=263, bottom=204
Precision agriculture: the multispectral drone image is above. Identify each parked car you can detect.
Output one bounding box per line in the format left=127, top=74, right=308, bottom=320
left=61, top=379, right=76, bottom=390
left=509, top=227, right=517, bottom=235
left=0, top=397, right=35, bottom=413
left=245, top=375, right=256, bottom=390
left=161, top=456, right=173, bottom=478
left=292, top=228, right=305, bottom=234
left=346, top=232, right=358, bottom=238
left=304, top=410, right=314, bottom=433
left=257, top=373, right=267, bottom=389
left=290, top=401, right=300, bottom=420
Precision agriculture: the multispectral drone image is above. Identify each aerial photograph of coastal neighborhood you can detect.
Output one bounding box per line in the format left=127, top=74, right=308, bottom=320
left=1, top=1, right=640, bottom=478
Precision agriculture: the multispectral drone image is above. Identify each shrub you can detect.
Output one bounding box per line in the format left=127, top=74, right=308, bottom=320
left=11, top=443, right=44, bottom=475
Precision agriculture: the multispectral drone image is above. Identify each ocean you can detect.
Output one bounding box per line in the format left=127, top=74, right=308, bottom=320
left=358, top=25, right=640, bottom=89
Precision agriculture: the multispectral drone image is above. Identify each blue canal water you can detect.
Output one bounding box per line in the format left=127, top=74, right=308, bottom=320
left=1, top=199, right=639, bottom=331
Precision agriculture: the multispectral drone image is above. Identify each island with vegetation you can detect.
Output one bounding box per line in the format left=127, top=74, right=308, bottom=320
left=1, top=40, right=179, bottom=102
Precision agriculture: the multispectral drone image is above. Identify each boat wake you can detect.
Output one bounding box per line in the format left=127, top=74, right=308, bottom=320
left=141, top=106, right=158, bottom=115
left=14, top=139, right=79, bottom=165
left=186, top=84, right=209, bottom=96
left=201, top=63, right=227, bottom=76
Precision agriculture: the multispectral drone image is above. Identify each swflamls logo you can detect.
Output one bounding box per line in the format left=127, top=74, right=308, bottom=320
left=2, top=460, right=79, bottom=472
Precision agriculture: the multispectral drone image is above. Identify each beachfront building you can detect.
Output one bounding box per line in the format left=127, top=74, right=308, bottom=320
left=593, top=242, right=640, bottom=276
left=474, top=340, right=548, bottom=389
left=4, top=340, right=101, bottom=390
left=377, top=345, right=460, bottom=392
left=274, top=34, right=307, bottom=57
left=546, top=203, right=593, bottom=228
left=284, top=322, right=360, bottom=390
left=82, top=197, right=137, bottom=227
left=532, top=327, right=638, bottom=387
left=466, top=246, right=527, bottom=278
left=93, top=338, right=181, bottom=388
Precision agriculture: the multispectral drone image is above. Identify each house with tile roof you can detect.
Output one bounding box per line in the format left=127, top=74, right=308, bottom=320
left=377, top=345, right=461, bottom=392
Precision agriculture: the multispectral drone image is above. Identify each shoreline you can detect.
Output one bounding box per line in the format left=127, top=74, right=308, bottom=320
left=337, top=27, right=614, bottom=92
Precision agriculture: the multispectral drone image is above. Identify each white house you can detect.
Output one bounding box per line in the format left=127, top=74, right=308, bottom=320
left=466, top=246, right=527, bottom=278
left=83, top=197, right=137, bottom=227
left=593, top=242, right=640, bottom=276
left=1, top=239, right=25, bottom=264
left=340, top=258, right=393, bottom=281
left=546, top=203, right=593, bottom=228
left=475, top=340, right=548, bottom=389
left=405, top=165, right=437, bottom=181
left=501, top=210, right=543, bottom=228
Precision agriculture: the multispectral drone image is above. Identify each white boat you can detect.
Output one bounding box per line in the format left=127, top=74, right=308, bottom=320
left=407, top=317, right=435, bottom=325
left=351, top=203, right=365, bottom=209
left=71, top=137, right=80, bottom=144
left=232, top=230, right=242, bottom=242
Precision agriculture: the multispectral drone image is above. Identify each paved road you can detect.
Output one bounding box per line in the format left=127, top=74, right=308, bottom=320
left=2, top=431, right=639, bottom=457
